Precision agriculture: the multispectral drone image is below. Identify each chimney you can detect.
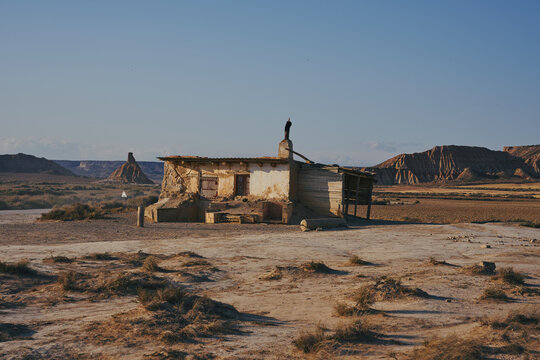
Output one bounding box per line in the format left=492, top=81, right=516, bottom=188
left=278, top=118, right=293, bottom=159
left=127, top=152, right=135, bottom=163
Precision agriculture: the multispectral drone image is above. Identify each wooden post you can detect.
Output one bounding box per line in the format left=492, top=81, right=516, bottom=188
left=137, top=206, right=145, bottom=227
left=344, top=189, right=349, bottom=219
left=354, top=176, right=360, bottom=217
left=341, top=174, right=346, bottom=221
left=366, top=185, right=373, bottom=220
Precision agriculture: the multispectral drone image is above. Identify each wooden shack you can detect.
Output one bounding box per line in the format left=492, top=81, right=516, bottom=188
left=146, top=124, right=375, bottom=223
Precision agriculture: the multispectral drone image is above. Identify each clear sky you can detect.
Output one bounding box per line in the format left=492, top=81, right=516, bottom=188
left=1, top=1, right=539, bottom=165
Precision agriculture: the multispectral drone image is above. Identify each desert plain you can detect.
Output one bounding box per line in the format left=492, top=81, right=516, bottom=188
left=1, top=182, right=539, bottom=359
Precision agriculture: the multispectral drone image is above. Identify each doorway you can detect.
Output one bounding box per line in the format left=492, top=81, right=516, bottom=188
left=235, top=175, right=250, bottom=196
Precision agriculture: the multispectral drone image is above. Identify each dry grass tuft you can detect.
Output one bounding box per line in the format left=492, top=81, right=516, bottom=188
left=337, top=277, right=428, bottom=316
left=177, top=251, right=204, bottom=258
left=479, top=286, right=511, bottom=302
left=484, top=307, right=539, bottom=330
left=142, top=256, right=161, bottom=273
left=409, top=334, right=484, bottom=360
left=292, top=325, right=327, bottom=353
left=462, top=262, right=496, bottom=275
left=334, top=302, right=360, bottom=317
left=43, top=255, right=73, bottom=264
left=144, top=349, right=188, bottom=359
left=479, top=307, right=538, bottom=356
left=0, top=323, right=34, bottom=342
left=57, top=271, right=87, bottom=291
left=293, top=318, right=378, bottom=354
left=332, top=318, right=377, bottom=343
left=82, top=284, right=242, bottom=344
left=351, top=284, right=376, bottom=311
left=182, top=259, right=211, bottom=267
left=301, top=261, right=335, bottom=273
left=58, top=270, right=167, bottom=296
left=348, top=256, right=370, bottom=266
left=428, top=257, right=447, bottom=266
left=371, top=276, right=429, bottom=300
left=258, top=267, right=283, bottom=281
left=492, top=267, right=525, bottom=285
left=83, top=252, right=117, bottom=261
left=0, top=260, right=38, bottom=276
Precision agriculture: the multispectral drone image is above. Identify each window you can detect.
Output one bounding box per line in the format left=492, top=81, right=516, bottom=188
left=200, top=177, right=218, bottom=199
left=235, top=175, right=250, bottom=196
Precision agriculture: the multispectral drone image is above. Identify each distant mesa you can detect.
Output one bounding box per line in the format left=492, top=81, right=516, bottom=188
left=106, top=152, right=154, bottom=184
left=364, top=145, right=540, bottom=185
left=0, top=153, right=76, bottom=176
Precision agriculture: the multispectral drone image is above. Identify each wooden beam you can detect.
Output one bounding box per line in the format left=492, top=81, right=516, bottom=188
left=366, top=184, right=373, bottom=220
left=354, top=176, right=359, bottom=217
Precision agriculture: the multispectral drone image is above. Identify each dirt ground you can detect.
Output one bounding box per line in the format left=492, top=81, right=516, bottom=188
left=1, top=211, right=539, bottom=359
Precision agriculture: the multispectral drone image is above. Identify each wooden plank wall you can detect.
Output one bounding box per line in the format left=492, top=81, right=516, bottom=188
left=297, top=165, right=343, bottom=217
left=342, top=175, right=373, bottom=205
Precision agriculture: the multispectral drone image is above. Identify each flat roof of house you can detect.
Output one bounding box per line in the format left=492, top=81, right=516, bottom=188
left=158, top=156, right=289, bottom=163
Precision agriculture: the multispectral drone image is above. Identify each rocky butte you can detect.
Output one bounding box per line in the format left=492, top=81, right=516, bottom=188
left=364, top=145, right=540, bottom=185
left=106, top=152, right=154, bottom=184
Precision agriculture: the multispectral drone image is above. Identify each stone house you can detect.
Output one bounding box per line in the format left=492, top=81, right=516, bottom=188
left=145, top=124, right=375, bottom=223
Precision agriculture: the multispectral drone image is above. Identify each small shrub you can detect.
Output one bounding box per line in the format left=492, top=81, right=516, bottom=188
left=301, top=261, right=334, bottom=273
left=410, top=334, right=484, bottom=359
left=0, top=260, right=37, bottom=276
left=292, top=326, right=326, bottom=353
left=142, top=256, right=160, bottom=273
left=520, top=221, right=540, bottom=228
left=492, top=267, right=525, bottom=285
left=479, top=286, right=511, bottom=302
left=40, top=203, right=105, bottom=221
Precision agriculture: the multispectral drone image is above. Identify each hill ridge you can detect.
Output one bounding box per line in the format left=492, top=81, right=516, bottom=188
left=365, top=145, right=539, bottom=185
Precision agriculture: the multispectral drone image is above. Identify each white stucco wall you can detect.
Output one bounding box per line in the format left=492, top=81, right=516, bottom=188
left=249, top=163, right=289, bottom=199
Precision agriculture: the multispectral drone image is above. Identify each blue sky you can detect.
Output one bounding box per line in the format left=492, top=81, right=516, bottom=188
left=1, top=1, right=539, bottom=165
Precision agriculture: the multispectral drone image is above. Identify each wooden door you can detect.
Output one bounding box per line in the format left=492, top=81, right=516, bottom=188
left=235, top=175, right=250, bottom=196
